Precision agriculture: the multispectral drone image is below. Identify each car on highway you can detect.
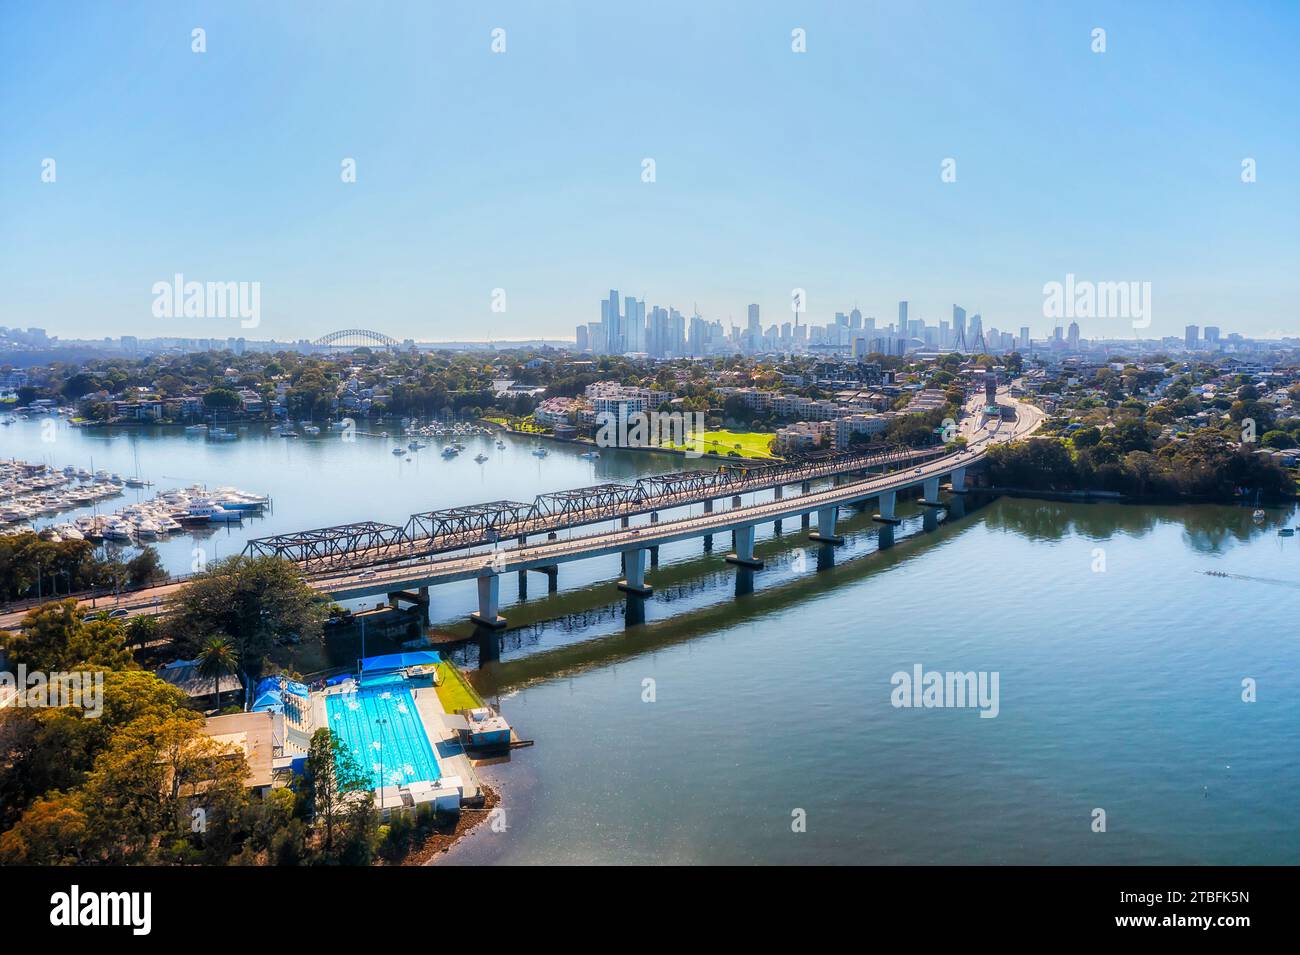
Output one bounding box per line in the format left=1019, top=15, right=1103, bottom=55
left=108, top=608, right=130, bottom=619
left=356, top=569, right=378, bottom=580
left=913, top=468, right=923, bottom=473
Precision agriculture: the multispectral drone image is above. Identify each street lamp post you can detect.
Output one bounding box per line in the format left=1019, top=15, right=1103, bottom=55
left=373, top=716, right=389, bottom=812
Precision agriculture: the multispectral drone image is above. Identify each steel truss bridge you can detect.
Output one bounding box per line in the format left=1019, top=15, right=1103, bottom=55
left=313, top=328, right=400, bottom=348
left=244, top=443, right=953, bottom=572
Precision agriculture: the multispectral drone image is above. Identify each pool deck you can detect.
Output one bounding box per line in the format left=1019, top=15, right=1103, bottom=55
left=411, top=685, right=484, bottom=803
left=312, top=678, right=483, bottom=806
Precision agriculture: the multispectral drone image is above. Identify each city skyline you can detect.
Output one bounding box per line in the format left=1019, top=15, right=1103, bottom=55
left=3, top=2, right=1298, bottom=343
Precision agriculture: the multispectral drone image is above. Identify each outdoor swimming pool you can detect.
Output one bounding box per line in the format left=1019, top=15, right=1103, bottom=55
left=324, top=684, right=441, bottom=790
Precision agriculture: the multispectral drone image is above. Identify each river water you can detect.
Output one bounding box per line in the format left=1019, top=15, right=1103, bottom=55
left=5, top=417, right=1298, bottom=863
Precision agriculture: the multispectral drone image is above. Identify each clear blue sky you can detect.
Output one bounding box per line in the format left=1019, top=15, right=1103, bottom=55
left=2, top=0, right=1297, bottom=343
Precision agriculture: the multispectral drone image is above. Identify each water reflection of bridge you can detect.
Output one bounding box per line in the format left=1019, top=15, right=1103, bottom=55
left=458, top=495, right=983, bottom=685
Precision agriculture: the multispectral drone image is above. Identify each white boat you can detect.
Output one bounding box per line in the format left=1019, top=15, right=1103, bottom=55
left=184, top=424, right=208, bottom=434
left=441, top=446, right=459, bottom=458
left=303, top=425, right=321, bottom=435
left=474, top=453, right=489, bottom=463
left=188, top=501, right=243, bottom=523
left=531, top=448, right=548, bottom=458
left=102, top=520, right=133, bottom=541
left=580, top=450, right=600, bottom=460
left=206, top=427, right=238, bottom=441
left=133, top=519, right=161, bottom=539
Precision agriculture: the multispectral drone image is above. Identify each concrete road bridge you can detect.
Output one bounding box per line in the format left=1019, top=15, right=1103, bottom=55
left=300, top=390, right=1042, bottom=628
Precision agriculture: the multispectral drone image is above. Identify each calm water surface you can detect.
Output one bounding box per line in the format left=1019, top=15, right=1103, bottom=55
left=5, top=418, right=1297, bottom=864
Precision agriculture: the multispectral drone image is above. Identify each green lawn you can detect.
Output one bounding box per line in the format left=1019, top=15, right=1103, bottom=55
left=435, top=661, right=485, bottom=714
left=662, top=429, right=778, bottom=460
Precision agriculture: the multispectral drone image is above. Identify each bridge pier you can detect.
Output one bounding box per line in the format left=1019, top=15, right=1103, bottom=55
left=617, top=547, right=653, bottom=596
left=649, top=545, right=659, bottom=567
left=703, top=500, right=713, bottom=552
left=919, top=476, right=943, bottom=506
left=470, top=574, right=507, bottom=629
left=726, top=525, right=764, bottom=568
left=809, top=506, right=844, bottom=545
left=528, top=564, right=559, bottom=592
left=949, top=466, right=968, bottom=493
left=873, top=489, right=901, bottom=524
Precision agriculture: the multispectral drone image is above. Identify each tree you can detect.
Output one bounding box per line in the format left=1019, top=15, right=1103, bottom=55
left=194, top=636, right=238, bottom=710
left=0, top=599, right=133, bottom=672
left=305, top=728, right=371, bottom=856
left=167, top=556, right=327, bottom=685
left=126, top=546, right=167, bottom=588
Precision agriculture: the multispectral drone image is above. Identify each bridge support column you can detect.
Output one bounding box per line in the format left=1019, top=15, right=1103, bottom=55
left=920, top=476, right=943, bottom=506
left=649, top=545, right=659, bottom=567
left=618, top=547, right=653, bottom=596
left=809, top=506, right=844, bottom=545
left=949, top=466, right=968, bottom=493
left=726, top=525, right=764, bottom=568
left=470, top=575, right=507, bottom=629
left=707, top=493, right=717, bottom=553
left=873, top=489, right=901, bottom=525
left=527, top=564, right=559, bottom=592
left=387, top=588, right=429, bottom=608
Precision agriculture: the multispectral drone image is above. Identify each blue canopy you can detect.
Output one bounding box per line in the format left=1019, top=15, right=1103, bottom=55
left=283, top=680, right=309, bottom=698
left=251, top=689, right=284, bottom=713
left=358, top=651, right=441, bottom=674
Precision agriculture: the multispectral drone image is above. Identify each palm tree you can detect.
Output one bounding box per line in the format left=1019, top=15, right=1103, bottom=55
left=195, top=636, right=238, bottom=711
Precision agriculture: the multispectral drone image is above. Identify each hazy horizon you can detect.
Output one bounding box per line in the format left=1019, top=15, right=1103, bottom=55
left=3, top=1, right=1297, bottom=343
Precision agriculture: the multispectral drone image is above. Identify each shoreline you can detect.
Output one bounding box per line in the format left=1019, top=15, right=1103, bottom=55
left=399, top=783, right=502, bottom=866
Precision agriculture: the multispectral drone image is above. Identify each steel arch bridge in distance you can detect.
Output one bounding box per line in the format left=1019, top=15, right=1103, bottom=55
left=313, top=329, right=400, bottom=348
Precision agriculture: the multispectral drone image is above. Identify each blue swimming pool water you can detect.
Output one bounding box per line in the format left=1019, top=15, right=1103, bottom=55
left=324, top=684, right=441, bottom=789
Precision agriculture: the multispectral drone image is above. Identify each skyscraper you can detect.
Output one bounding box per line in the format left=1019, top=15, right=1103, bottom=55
left=1067, top=321, right=1080, bottom=349
left=952, top=305, right=967, bottom=350
left=1185, top=324, right=1199, bottom=350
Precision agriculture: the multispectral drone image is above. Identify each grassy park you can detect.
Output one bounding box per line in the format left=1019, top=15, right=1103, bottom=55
left=662, top=429, right=778, bottom=460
